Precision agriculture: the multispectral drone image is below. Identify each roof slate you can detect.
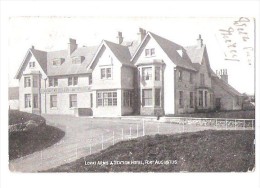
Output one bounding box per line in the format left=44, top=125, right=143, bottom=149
left=104, top=40, right=132, bottom=66
left=46, top=46, right=98, bottom=76
left=149, top=32, right=197, bottom=71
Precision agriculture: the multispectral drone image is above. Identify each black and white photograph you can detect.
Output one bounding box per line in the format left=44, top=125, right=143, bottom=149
left=1, top=1, right=259, bottom=188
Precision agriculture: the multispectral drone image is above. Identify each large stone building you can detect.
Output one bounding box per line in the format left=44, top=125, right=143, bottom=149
left=14, top=28, right=243, bottom=117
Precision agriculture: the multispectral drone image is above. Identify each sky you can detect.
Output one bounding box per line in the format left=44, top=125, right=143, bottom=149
left=8, top=17, right=255, bottom=95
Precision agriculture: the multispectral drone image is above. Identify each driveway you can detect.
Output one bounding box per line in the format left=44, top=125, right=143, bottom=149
left=9, top=115, right=213, bottom=172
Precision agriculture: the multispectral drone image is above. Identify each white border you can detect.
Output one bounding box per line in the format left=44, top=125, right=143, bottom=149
left=1, top=1, right=259, bottom=188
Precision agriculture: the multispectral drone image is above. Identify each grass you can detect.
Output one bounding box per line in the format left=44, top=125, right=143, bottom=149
left=166, top=110, right=255, bottom=119
left=9, top=110, right=65, bottom=160
left=46, top=130, right=255, bottom=172
left=9, top=110, right=46, bottom=126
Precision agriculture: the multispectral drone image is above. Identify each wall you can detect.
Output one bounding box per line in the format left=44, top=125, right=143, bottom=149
left=212, top=79, right=236, bottom=110
left=175, top=67, right=196, bottom=114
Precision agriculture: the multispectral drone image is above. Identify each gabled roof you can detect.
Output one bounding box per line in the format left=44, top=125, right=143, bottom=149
left=88, top=40, right=134, bottom=70
left=8, top=87, right=19, bottom=100
left=15, top=48, right=48, bottom=79
left=47, top=46, right=98, bottom=76
left=30, top=48, right=47, bottom=73
left=212, top=76, right=242, bottom=96
left=131, top=32, right=197, bottom=71
left=104, top=40, right=132, bottom=65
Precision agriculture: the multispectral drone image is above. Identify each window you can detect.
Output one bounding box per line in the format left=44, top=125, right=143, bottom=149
left=68, top=77, right=78, bottom=86
left=236, top=96, right=240, bottom=105
left=69, top=94, right=77, bottom=108
left=189, top=72, right=193, bottom=83
left=155, top=67, right=161, bottom=81
left=190, top=92, right=194, bottom=108
left=24, top=77, right=31, bottom=87
left=123, top=91, right=132, bottom=107
left=200, top=73, right=205, bottom=86
left=29, top=61, right=35, bottom=68
left=179, top=91, right=183, bottom=108
left=142, top=67, right=152, bottom=81
left=205, top=91, right=208, bottom=107
left=24, top=94, right=31, bottom=108
left=49, top=78, right=58, bottom=87
left=142, top=89, right=152, bottom=106
left=178, top=70, right=183, bottom=81
left=106, top=68, right=112, bottom=78
left=100, top=68, right=112, bottom=79
left=155, top=89, right=161, bottom=106
left=33, top=76, right=38, bottom=87
left=52, top=59, right=61, bottom=66
left=145, top=49, right=150, bottom=56
left=89, top=75, right=92, bottom=85
left=33, top=94, right=38, bottom=108
left=145, top=48, right=155, bottom=57
left=71, top=56, right=82, bottom=64
left=50, top=95, right=57, bottom=108
left=199, top=90, right=203, bottom=106
left=97, top=91, right=117, bottom=106
left=73, top=77, right=78, bottom=85
left=151, top=48, right=155, bottom=56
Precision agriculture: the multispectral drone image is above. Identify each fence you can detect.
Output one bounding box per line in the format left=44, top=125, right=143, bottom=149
left=82, top=117, right=255, bottom=156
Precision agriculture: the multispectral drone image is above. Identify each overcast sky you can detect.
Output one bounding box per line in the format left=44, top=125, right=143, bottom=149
left=8, top=17, right=255, bottom=95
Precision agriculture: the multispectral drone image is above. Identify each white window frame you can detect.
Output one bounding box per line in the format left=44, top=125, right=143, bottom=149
left=97, top=91, right=117, bottom=107
left=142, top=89, right=153, bottom=107
left=24, top=94, right=31, bottom=108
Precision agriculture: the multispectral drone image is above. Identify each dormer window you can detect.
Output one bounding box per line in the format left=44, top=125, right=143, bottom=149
left=29, top=61, right=35, bottom=68
left=71, top=56, right=83, bottom=64
left=52, top=58, right=62, bottom=66
left=145, top=48, right=155, bottom=57
left=49, top=78, right=58, bottom=87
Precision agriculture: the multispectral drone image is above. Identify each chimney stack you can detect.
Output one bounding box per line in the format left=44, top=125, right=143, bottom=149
left=197, top=34, right=203, bottom=48
left=68, top=38, right=78, bottom=56
left=117, top=31, right=123, bottom=44
left=137, top=28, right=146, bottom=43
left=31, top=45, right=35, bottom=50
left=217, top=69, right=228, bottom=83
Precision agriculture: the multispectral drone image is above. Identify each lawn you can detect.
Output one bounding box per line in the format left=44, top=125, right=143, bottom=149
left=9, top=110, right=65, bottom=160
left=46, top=130, right=255, bottom=172
left=167, top=110, right=255, bottom=119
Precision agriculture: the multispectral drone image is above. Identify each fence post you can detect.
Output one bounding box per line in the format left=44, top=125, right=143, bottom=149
left=130, top=127, right=132, bottom=139
left=235, top=119, right=237, bottom=129
left=101, top=134, right=104, bottom=150
left=215, top=119, right=217, bottom=128
left=225, top=119, right=227, bottom=130
left=142, top=119, right=145, bottom=136
left=113, top=131, right=115, bottom=145
left=136, top=124, right=139, bottom=137
left=182, top=124, right=184, bottom=133
left=244, top=120, right=246, bottom=129
left=252, top=120, right=254, bottom=129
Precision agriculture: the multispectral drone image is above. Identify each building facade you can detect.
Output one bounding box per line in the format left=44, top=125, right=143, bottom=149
left=15, top=28, right=243, bottom=117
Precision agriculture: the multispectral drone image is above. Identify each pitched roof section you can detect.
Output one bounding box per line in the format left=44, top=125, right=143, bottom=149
left=104, top=40, right=132, bottom=66
left=212, top=76, right=242, bottom=96
left=149, top=32, right=197, bottom=71
left=30, top=48, right=47, bottom=74
left=121, top=40, right=140, bottom=56
left=47, top=46, right=98, bottom=76
left=9, top=87, right=19, bottom=100
left=184, top=45, right=205, bottom=65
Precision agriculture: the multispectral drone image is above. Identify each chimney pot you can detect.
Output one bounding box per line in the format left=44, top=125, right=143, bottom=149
left=117, top=31, right=123, bottom=44
left=68, top=38, right=78, bottom=56
left=31, top=45, right=35, bottom=49
left=138, top=28, right=146, bottom=43
left=197, top=34, right=203, bottom=48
